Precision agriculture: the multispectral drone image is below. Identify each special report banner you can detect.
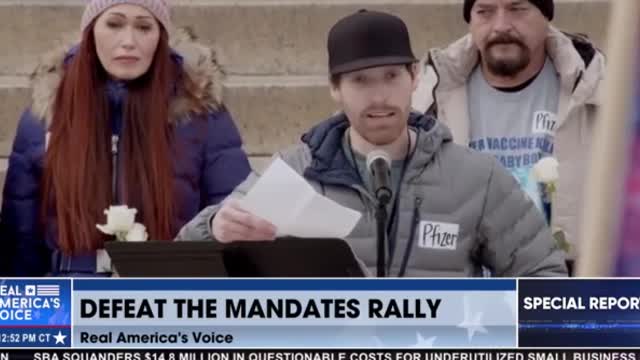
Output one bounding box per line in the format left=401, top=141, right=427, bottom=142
left=519, top=279, right=640, bottom=347
left=72, top=279, right=516, bottom=348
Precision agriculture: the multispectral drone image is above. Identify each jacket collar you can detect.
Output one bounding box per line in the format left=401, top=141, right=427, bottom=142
left=301, top=112, right=452, bottom=186
left=30, top=27, right=225, bottom=127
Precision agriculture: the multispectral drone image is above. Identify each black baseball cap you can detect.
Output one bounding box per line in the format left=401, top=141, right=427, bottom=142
left=327, top=9, right=417, bottom=76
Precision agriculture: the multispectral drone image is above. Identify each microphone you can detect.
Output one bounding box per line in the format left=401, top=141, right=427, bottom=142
left=366, top=150, right=392, bottom=206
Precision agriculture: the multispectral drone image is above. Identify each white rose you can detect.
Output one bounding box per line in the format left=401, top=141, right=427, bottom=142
left=125, top=223, right=148, bottom=242
left=532, top=157, right=559, bottom=184
left=96, top=205, right=137, bottom=235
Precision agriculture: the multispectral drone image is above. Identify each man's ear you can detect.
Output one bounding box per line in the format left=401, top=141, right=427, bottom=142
left=330, top=84, right=342, bottom=103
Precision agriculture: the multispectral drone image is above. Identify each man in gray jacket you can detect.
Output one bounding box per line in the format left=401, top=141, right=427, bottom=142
left=177, top=9, right=567, bottom=277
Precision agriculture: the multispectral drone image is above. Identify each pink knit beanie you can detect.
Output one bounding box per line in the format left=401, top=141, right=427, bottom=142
left=81, top=0, right=171, bottom=32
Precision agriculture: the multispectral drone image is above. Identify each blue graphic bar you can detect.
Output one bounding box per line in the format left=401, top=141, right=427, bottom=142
left=74, top=279, right=515, bottom=291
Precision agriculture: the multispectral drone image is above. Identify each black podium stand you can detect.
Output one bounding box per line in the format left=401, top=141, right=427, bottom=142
left=105, top=237, right=365, bottom=277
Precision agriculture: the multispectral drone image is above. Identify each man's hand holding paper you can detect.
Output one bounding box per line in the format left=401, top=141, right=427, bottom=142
left=212, top=158, right=362, bottom=243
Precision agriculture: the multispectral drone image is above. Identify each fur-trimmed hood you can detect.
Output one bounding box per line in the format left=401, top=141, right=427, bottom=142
left=30, top=27, right=225, bottom=127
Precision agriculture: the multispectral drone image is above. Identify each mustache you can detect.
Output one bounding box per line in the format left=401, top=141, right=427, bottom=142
left=486, top=34, right=525, bottom=48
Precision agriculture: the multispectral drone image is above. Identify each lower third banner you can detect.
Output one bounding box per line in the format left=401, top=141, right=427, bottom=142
left=72, top=279, right=516, bottom=348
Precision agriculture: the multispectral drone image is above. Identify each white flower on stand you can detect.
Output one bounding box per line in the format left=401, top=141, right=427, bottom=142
left=96, top=205, right=148, bottom=242
left=125, top=223, right=148, bottom=242
left=530, top=157, right=569, bottom=253
left=532, top=157, right=559, bottom=185
left=96, top=205, right=137, bottom=234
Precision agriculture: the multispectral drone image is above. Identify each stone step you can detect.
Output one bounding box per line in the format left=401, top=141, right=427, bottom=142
left=0, top=0, right=611, bottom=77
left=0, top=75, right=333, bottom=156
left=0, top=0, right=614, bottom=161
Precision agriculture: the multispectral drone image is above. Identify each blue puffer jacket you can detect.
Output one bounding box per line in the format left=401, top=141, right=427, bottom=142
left=0, top=29, right=251, bottom=276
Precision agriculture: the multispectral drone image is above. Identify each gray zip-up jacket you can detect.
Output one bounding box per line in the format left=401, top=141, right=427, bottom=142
left=177, top=113, right=567, bottom=277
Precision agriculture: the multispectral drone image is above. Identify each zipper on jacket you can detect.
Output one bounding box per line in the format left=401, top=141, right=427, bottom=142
left=111, top=134, right=119, bottom=203
left=385, top=187, right=402, bottom=274
left=385, top=131, right=420, bottom=274
left=397, top=196, right=422, bottom=277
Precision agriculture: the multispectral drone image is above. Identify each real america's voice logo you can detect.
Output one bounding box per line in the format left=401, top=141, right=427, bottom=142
left=0, top=283, right=62, bottom=321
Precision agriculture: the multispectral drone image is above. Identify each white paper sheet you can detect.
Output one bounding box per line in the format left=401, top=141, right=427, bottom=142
left=238, top=158, right=362, bottom=238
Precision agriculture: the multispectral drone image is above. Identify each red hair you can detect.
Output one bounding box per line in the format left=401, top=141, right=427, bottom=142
left=43, top=24, right=177, bottom=254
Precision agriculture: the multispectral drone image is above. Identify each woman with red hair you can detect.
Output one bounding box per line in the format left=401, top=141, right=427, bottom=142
left=1, top=0, right=251, bottom=276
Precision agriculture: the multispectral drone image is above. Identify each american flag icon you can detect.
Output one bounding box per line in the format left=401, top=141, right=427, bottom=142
left=36, top=285, right=60, bottom=297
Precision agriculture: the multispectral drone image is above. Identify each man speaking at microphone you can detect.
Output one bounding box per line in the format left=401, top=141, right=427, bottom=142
left=177, top=10, right=566, bottom=277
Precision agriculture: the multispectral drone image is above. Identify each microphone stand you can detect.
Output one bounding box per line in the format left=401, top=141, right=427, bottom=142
left=375, top=202, right=388, bottom=278
left=366, top=149, right=393, bottom=278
